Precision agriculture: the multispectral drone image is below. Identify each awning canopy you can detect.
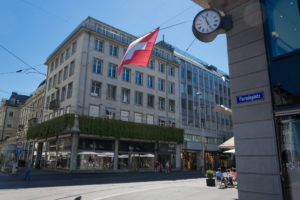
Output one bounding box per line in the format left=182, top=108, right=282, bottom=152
left=219, top=137, right=235, bottom=149
left=223, top=149, right=235, bottom=154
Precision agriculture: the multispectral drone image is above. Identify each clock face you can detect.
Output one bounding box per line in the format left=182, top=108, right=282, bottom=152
left=194, top=9, right=221, bottom=34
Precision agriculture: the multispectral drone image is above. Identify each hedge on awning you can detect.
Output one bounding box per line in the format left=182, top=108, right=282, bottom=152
left=27, top=115, right=184, bottom=143
left=27, top=114, right=74, bottom=140
left=78, top=115, right=184, bottom=143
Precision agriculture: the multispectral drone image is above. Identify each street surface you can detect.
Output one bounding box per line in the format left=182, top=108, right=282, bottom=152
left=0, top=169, right=238, bottom=200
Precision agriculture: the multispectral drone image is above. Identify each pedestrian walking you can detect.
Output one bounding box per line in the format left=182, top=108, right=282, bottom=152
left=24, top=161, right=32, bottom=181
left=159, top=161, right=163, bottom=173
left=154, top=161, right=159, bottom=172
left=165, top=161, right=170, bottom=174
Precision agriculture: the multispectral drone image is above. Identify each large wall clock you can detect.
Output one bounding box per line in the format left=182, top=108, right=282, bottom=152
left=192, top=9, right=232, bottom=42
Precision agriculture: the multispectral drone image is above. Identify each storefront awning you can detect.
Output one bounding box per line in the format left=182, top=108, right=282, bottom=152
left=218, top=137, right=235, bottom=149
left=223, top=149, right=235, bottom=154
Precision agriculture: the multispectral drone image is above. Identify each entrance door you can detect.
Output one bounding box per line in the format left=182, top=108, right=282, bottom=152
left=277, top=115, right=300, bottom=200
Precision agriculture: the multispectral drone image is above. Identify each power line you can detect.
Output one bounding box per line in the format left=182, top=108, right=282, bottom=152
left=0, top=44, right=46, bottom=76
left=159, top=5, right=196, bottom=27
left=160, top=20, right=192, bottom=31
left=20, top=0, right=70, bottom=24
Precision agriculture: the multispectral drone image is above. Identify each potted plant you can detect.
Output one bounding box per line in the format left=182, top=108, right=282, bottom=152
left=206, top=170, right=216, bottom=186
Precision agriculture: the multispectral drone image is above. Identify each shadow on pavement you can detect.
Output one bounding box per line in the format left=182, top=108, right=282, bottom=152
left=0, top=168, right=204, bottom=190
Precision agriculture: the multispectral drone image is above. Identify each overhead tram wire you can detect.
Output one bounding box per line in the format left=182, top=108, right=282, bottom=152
left=0, top=44, right=46, bottom=76
left=159, top=5, right=196, bottom=27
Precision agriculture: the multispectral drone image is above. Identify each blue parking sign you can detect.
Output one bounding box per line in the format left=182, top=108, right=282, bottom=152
left=16, top=148, right=22, bottom=154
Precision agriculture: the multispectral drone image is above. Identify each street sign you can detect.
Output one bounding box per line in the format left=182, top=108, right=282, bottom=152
left=16, top=138, right=23, bottom=155
left=236, top=92, right=264, bottom=104
left=16, top=148, right=22, bottom=154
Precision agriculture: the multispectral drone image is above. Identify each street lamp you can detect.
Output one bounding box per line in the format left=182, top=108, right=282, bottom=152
left=195, top=91, right=206, bottom=174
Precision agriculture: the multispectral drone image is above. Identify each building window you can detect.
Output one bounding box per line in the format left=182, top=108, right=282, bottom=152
left=91, top=81, right=101, bottom=97
left=147, top=75, right=154, bottom=89
left=63, top=66, right=69, bottom=80
left=9, top=112, right=13, bottom=117
left=147, top=94, right=154, bottom=108
left=67, top=82, right=73, bottom=99
left=46, top=96, right=50, bottom=109
left=55, top=58, right=59, bottom=68
left=61, top=87, right=66, bottom=101
left=158, top=97, right=165, bottom=110
left=187, top=85, right=192, bottom=95
left=159, top=63, right=165, bottom=73
left=159, top=118, right=166, bottom=126
left=69, top=61, right=75, bottom=76
left=95, top=39, right=103, bottom=52
left=136, top=72, right=143, bottom=85
left=93, top=59, right=102, bottom=74
left=108, top=63, right=117, bottom=78
left=180, top=84, right=185, bottom=93
left=134, top=113, right=142, bottom=123
left=59, top=108, right=64, bottom=116
left=264, top=0, right=300, bottom=58
left=106, top=109, right=116, bottom=120
left=169, top=82, right=174, bottom=94
left=58, top=70, right=63, bottom=84
left=66, top=106, right=71, bottom=114
left=121, top=88, right=130, bottom=103
left=122, top=68, right=130, bottom=82
left=187, top=70, right=192, bottom=81
left=89, top=105, right=99, bottom=117
left=107, top=84, right=116, bottom=100
left=135, top=91, right=143, bottom=105
left=148, top=60, right=154, bottom=69
left=53, top=74, right=57, bottom=87
left=169, top=119, right=176, bottom=128
left=146, top=115, right=154, bottom=124
left=50, top=62, right=54, bottom=73
left=65, top=47, right=70, bottom=60
left=48, top=78, right=52, bottom=91
left=168, top=66, right=175, bottom=76
left=120, top=110, right=129, bottom=121
left=7, top=120, right=12, bottom=128
left=109, top=44, right=118, bottom=57
left=158, top=79, right=165, bottom=91
left=169, top=100, right=175, bottom=112
left=60, top=53, right=64, bottom=64
left=71, top=41, right=77, bottom=54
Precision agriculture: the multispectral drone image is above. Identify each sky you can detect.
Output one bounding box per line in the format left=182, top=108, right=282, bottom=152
left=0, top=0, right=228, bottom=100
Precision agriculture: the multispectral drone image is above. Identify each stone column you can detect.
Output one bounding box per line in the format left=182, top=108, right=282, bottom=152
left=113, top=139, right=119, bottom=171
left=70, top=132, right=79, bottom=171
left=70, top=115, right=80, bottom=171
left=175, top=144, right=181, bottom=170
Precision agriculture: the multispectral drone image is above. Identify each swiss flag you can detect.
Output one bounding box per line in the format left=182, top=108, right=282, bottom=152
left=118, top=27, right=160, bottom=75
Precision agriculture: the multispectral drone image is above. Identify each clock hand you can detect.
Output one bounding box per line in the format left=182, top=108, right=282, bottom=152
left=204, top=16, right=214, bottom=30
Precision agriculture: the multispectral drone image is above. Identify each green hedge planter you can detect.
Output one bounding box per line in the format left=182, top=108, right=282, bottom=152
left=27, top=114, right=74, bottom=140
left=78, top=116, right=184, bottom=143
left=27, top=115, right=184, bottom=144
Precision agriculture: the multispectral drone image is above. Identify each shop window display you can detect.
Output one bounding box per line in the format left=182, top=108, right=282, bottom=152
left=77, top=138, right=114, bottom=170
